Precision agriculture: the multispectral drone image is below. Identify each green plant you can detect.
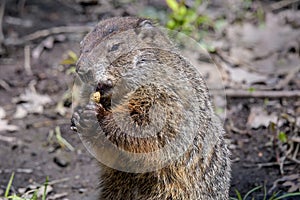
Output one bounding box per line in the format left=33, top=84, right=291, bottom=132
left=248, top=87, right=256, bottom=93
left=4, top=172, right=49, bottom=200
left=166, top=0, right=211, bottom=39
left=54, top=126, right=75, bottom=151
left=231, top=185, right=300, bottom=200
left=231, top=186, right=263, bottom=200
left=61, top=50, right=78, bottom=75
left=42, top=177, right=48, bottom=200
left=4, top=172, right=15, bottom=198
left=278, top=131, right=287, bottom=143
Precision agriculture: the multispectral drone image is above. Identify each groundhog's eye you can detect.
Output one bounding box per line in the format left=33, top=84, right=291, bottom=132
left=103, top=26, right=118, bottom=37
left=109, top=43, right=120, bottom=52
left=108, top=28, right=114, bottom=33
left=139, top=20, right=153, bottom=28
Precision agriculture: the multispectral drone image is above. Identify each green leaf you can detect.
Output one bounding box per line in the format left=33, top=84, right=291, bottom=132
left=68, top=51, right=78, bottom=62
left=269, top=191, right=281, bottom=200
left=30, top=190, right=38, bottom=200
left=42, top=176, right=49, bottom=200
left=235, top=189, right=243, bottom=200
left=243, top=185, right=262, bottom=200
left=273, top=192, right=300, bottom=200
left=278, top=131, right=287, bottom=143
left=166, top=19, right=176, bottom=29
left=66, top=66, right=76, bottom=75
left=262, top=185, right=267, bottom=200
left=174, top=13, right=185, bottom=22
left=7, top=195, right=25, bottom=200
left=166, top=0, right=179, bottom=12
left=61, top=51, right=78, bottom=65
left=5, top=172, right=15, bottom=197
left=178, top=6, right=187, bottom=16
left=269, top=122, right=276, bottom=132
left=60, top=59, right=76, bottom=65
left=248, top=87, right=256, bottom=92
left=196, top=15, right=210, bottom=25
left=263, top=98, right=269, bottom=105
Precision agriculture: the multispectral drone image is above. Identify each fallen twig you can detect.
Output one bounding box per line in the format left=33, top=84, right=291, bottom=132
left=16, top=168, right=33, bottom=174
left=21, top=177, right=70, bottom=197
left=290, top=136, right=300, bottom=143
left=288, top=142, right=300, bottom=164
left=0, top=0, right=5, bottom=43
left=243, top=162, right=279, bottom=168
left=0, top=79, right=11, bottom=91
left=24, top=45, right=32, bottom=75
left=271, top=0, right=300, bottom=10
left=227, top=119, right=248, bottom=134
left=287, top=156, right=300, bottom=164
left=275, top=66, right=300, bottom=89
left=47, top=177, right=70, bottom=185
left=4, top=25, right=93, bottom=46
left=48, top=192, right=68, bottom=200
left=224, top=89, right=300, bottom=98
left=0, top=135, right=21, bottom=144
left=243, top=161, right=294, bottom=168
left=269, top=174, right=300, bottom=194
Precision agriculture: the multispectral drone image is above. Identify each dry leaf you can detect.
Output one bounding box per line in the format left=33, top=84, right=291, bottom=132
left=0, top=119, right=19, bottom=132
left=0, top=106, right=19, bottom=132
left=247, top=106, right=278, bottom=129
left=0, top=107, right=5, bottom=119
left=12, top=89, right=52, bottom=118
left=13, top=105, right=28, bottom=119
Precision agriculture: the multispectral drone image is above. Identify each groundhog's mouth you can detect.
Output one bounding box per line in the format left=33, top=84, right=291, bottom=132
left=95, top=82, right=113, bottom=110
left=99, top=93, right=112, bottom=110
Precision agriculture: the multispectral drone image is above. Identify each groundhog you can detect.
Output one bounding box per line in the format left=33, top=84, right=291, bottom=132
left=71, top=17, right=231, bottom=200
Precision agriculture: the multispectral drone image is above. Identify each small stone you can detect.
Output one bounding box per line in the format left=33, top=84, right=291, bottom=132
left=18, top=188, right=26, bottom=194
left=53, top=150, right=71, bottom=167
left=79, top=188, right=87, bottom=193
left=54, top=156, right=69, bottom=167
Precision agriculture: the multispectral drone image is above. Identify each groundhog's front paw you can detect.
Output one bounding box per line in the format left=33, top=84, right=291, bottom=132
left=70, top=111, right=80, bottom=132
left=71, top=103, right=100, bottom=133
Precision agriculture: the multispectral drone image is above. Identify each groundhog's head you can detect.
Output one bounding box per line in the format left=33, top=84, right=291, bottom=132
left=76, top=17, right=154, bottom=83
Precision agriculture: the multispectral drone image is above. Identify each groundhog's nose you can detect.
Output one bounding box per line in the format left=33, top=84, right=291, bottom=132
left=76, top=55, right=96, bottom=84
left=76, top=68, right=95, bottom=84
left=96, top=79, right=113, bottom=94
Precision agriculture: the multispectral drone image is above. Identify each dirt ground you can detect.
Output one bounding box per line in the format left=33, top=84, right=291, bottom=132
left=0, top=0, right=299, bottom=200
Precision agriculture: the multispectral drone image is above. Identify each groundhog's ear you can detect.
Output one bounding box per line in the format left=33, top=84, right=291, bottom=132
left=139, top=19, right=153, bottom=28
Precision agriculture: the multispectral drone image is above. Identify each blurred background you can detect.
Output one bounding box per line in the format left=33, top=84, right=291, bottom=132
left=0, top=0, right=299, bottom=199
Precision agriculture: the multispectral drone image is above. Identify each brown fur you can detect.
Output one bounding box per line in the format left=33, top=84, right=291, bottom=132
left=72, top=17, right=231, bottom=200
